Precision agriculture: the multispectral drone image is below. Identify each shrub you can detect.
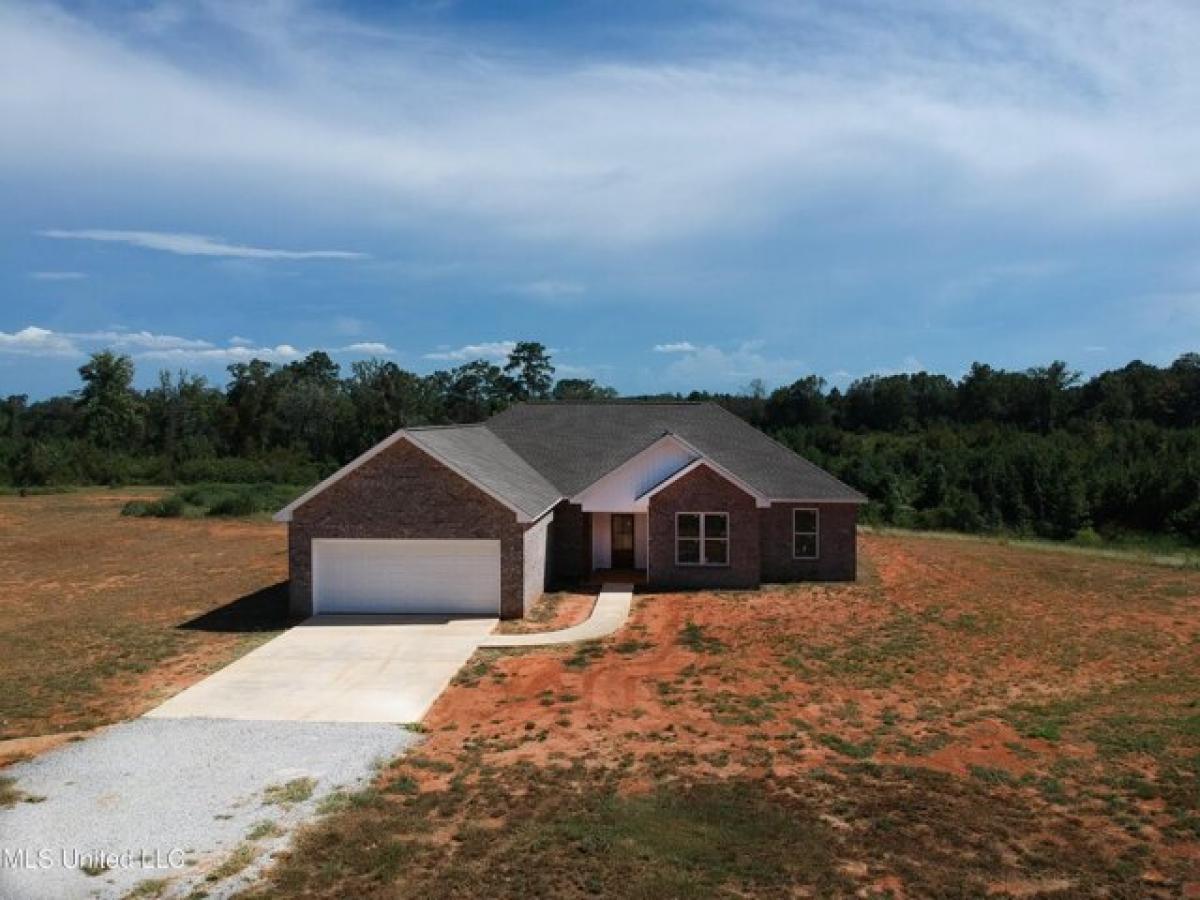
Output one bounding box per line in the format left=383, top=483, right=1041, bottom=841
left=208, top=491, right=258, bottom=517
left=121, top=483, right=303, bottom=519
left=156, top=494, right=186, bottom=517
left=119, top=494, right=186, bottom=518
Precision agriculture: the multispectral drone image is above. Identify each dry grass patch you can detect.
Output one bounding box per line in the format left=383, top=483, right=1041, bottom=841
left=0, top=490, right=290, bottom=741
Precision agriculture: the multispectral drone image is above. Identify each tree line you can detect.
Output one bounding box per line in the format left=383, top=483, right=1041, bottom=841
left=2, top=344, right=1197, bottom=546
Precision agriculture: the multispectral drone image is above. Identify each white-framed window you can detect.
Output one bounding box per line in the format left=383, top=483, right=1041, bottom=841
left=793, top=508, right=819, bottom=559
left=676, top=512, right=729, bottom=566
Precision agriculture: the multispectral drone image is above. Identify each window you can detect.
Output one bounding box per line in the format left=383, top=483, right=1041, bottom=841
left=676, top=512, right=729, bottom=566
left=793, top=508, right=819, bottom=559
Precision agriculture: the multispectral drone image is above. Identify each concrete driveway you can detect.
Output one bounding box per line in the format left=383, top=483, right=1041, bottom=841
left=147, top=615, right=498, bottom=724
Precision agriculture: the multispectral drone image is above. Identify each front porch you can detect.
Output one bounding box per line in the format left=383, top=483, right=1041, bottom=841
left=587, top=511, right=649, bottom=576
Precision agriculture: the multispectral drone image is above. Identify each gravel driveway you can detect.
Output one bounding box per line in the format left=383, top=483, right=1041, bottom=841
left=0, top=718, right=419, bottom=900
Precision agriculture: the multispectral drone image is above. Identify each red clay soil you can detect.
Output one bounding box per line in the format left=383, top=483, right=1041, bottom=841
left=401, top=532, right=1200, bottom=893
left=492, top=590, right=596, bottom=635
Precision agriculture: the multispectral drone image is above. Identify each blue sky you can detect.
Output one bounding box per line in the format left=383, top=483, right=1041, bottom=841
left=2, top=0, right=1198, bottom=398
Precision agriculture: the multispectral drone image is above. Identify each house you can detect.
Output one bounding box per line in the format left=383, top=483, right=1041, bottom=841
left=274, top=402, right=867, bottom=618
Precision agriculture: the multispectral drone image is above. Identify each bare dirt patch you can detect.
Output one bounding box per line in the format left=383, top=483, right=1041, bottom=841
left=0, top=489, right=290, bottom=745
left=492, top=590, right=596, bottom=635
left=254, top=533, right=1200, bottom=898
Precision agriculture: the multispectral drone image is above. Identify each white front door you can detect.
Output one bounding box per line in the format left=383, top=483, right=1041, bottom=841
left=312, top=538, right=501, bottom=615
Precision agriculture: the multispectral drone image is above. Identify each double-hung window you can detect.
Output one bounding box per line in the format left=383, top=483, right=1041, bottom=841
left=793, top=508, right=819, bottom=559
left=676, top=512, right=729, bottom=566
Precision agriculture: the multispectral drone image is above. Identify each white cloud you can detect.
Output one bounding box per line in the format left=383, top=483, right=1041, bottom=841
left=653, top=341, right=699, bottom=353
left=509, top=280, right=586, bottom=301
left=0, top=326, right=217, bottom=357
left=138, top=344, right=303, bottom=363
left=0, top=326, right=79, bottom=356
left=5, top=2, right=1200, bottom=245
left=340, top=341, right=394, bottom=355
left=424, top=341, right=516, bottom=362
left=38, top=229, right=366, bottom=260
left=0, top=325, right=394, bottom=364
left=827, top=369, right=853, bottom=386
left=69, top=329, right=213, bottom=351
left=658, top=341, right=805, bottom=389
left=29, top=270, right=86, bottom=280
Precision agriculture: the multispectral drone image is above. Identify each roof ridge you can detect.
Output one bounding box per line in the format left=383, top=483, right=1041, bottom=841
left=506, top=400, right=710, bottom=407
left=404, top=422, right=487, bottom=432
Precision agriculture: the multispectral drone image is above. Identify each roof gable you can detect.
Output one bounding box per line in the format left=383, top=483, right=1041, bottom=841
left=636, top=457, right=769, bottom=507
left=486, top=402, right=867, bottom=503
left=570, top=433, right=698, bottom=512
left=274, top=426, right=560, bottom=523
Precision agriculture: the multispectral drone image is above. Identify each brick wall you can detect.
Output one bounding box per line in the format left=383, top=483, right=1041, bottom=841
left=647, top=464, right=760, bottom=590
left=287, top=438, right=529, bottom=618
left=759, top=502, right=858, bottom=582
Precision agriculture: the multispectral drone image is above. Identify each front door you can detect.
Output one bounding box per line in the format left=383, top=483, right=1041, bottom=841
left=611, top=514, right=635, bottom=569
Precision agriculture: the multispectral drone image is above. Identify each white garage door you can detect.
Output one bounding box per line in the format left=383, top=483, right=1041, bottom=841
left=312, top=539, right=501, bottom=615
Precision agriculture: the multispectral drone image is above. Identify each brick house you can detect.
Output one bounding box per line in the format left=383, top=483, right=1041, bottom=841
left=275, top=402, right=866, bottom=619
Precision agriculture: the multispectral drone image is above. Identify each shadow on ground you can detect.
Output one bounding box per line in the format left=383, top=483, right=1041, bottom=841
left=179, top=581, right=294, bottom=633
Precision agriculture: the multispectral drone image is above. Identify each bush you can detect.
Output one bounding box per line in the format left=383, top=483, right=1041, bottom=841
left=208, top=491, right=258, bottom=517
left=121, top=483, right=304, bottom=519
left=1071, top=526, right=1104, bottom=547
left=120, top=494, right=185, bottom=518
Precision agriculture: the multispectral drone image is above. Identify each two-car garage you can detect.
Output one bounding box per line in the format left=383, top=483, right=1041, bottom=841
left=311, top=539, right=501, bottom=616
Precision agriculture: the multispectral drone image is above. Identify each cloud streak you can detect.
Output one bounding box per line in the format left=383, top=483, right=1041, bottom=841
left=39, top=229, right=366, bottom=260
left=656, top=340, right=805, bottom=389
left=5, top=2, right=1200, bottom=246
left=0, top=326, right=395, bottom=364
left=424, top=341, right=516, bottom=362
left=653, top=341, right=698, bottom=353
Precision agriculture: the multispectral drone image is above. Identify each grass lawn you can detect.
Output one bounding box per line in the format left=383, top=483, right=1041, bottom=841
left=0, top=488, right=290, bottom=752
left=248, top=533, right=1200, bottom=898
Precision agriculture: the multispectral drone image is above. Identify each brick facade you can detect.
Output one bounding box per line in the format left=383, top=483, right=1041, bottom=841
left=647, top=464, right=760, bottom=590
left=759, top=502, right=858, bottom=582
left=287, top=438, right=533, bottom=619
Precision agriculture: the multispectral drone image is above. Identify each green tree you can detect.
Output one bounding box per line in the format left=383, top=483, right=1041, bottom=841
left=444, top=360, right=512, bottom=422
left=347, top=359, right=443, bottom=445
left=0, top=395, right=27, bottom=439
left=766, top=376, right=830, bottom=428
left=504, top=341, right=555, bottom=400
left=225, top=360, right=280, bottom=454
left=75, top=351, right=141, bottom=449
left=551, top=378, right=618, bottom=401
left=144, top=370, right=225, bottom=471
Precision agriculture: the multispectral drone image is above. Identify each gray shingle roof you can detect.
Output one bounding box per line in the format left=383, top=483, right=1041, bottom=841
left=406, top=424, right=562, bottom=519
left=484, top=402, right=867, bottom=503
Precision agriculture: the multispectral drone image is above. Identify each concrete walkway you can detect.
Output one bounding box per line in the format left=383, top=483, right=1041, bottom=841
left=481, top=583, right=633, bottom=647
left=147, top=615, right=497, bottom=724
